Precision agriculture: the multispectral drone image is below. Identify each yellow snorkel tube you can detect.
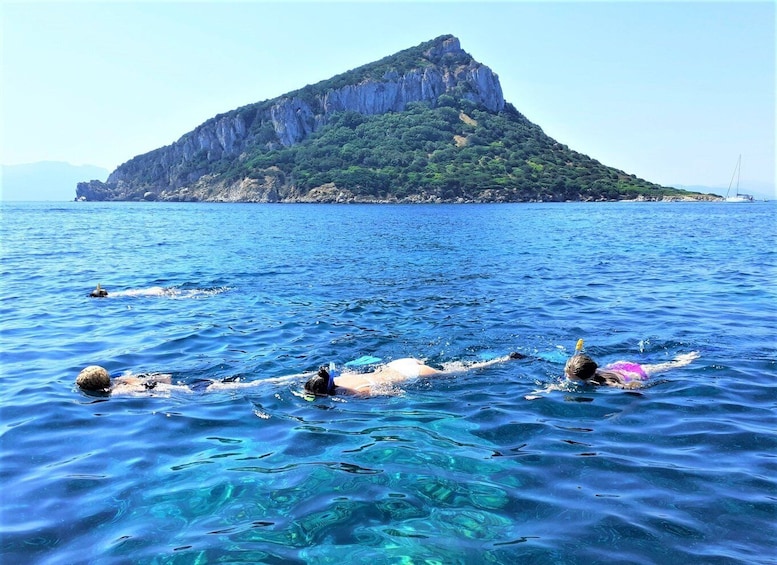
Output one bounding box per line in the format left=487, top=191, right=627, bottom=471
left=575, top=339, right=584, bottom=354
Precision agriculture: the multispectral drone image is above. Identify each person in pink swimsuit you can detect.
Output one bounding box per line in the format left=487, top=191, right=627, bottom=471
left=564, top=351, right=699, bottom=388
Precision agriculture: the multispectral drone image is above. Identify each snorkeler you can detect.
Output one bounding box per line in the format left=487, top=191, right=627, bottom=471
left=75, top=363, right=310, bottom=396
left=563, top=344, right=699, bottom=389
left=89, top=283, right=108, bottom=298
left=75, top=365, right=192, bottom=395
left=304, top=353, right=526, bottom=397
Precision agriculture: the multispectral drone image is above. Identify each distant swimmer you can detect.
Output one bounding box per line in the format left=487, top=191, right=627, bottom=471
left=304, top=353, right=527, bottom=398
left=89, top=283, right=108, bottom=298
left=564, top=340, right=699, bottom=389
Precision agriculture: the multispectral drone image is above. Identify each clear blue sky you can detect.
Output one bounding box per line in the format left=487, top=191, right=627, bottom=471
left=2, top=1, right=775, bottom=197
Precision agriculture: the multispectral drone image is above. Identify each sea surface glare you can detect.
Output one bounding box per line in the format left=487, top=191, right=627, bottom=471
left=1, top=201, right=775, bottom=564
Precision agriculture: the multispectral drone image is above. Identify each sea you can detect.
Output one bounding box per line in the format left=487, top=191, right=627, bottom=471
left=1, top=201, right=775, bottom=564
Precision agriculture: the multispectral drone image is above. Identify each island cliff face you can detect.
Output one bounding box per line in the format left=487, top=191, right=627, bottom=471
left=77, top=35, right=711, bottom=203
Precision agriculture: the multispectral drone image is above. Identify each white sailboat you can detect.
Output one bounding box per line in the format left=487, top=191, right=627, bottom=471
left=724, top=155, right=753, bottom=202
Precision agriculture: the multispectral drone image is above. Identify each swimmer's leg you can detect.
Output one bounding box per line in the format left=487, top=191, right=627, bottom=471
left=189, top=378, right=213, bottom=392
left=642, top=352, right=700, bottom=376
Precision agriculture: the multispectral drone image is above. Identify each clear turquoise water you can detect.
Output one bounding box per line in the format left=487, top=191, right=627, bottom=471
left=1, top=201, right=775, bottom=564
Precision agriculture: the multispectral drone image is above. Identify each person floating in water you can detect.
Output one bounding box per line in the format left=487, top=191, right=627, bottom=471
left=89, top=283, right=108, bottom=298
left=563, top=340, right=699, bottom=388
left=304, top=353, right=526, bottom=397
left=75, top=365, right=192, bottom=395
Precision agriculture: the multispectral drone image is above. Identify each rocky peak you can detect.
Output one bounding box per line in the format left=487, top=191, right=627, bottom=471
left=242, top=34, right=504, bottom=147
left=424, top=35, right=464, bottom=62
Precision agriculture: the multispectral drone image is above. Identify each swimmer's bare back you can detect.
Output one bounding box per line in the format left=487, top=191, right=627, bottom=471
left=332, top=359, right=428, bottom=395
left=108, top=373, right=192, bottom=396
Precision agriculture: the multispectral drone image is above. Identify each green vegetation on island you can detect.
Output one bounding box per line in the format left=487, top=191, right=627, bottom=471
left=216, top=99, right=684, bottom=202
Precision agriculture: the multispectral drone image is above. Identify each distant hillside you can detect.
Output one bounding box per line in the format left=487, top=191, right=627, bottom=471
left=77, top=35, right=714, bottom=203
left=2, top=162, right=108, bottom=201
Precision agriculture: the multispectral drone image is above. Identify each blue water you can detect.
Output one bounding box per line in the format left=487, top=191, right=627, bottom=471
left=1, top=201, right=775, bottom=564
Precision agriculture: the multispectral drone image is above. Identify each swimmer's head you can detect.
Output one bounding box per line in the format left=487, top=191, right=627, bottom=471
left=89, top=283, right=108, bottom=298
left=76, top=365, right=111, bottom=392
left=564, top=354, right=598, bottom=382
left=304, top=366, right=336, bottom=396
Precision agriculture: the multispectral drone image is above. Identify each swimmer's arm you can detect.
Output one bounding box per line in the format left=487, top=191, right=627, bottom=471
left=641, top=351, right=700, bottom=376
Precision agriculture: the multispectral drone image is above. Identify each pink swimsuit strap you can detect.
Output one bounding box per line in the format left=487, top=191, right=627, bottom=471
left=606, top=361, right=648, bottom=381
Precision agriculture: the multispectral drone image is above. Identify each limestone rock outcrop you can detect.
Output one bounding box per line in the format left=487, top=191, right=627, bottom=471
left=77, top=35, right=503, bottom=202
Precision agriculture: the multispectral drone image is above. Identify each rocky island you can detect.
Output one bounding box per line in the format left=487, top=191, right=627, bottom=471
left=76, top=35, right=716, bottom=203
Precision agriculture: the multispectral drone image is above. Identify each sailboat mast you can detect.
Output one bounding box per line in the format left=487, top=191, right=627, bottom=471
left=726, top=154, right=742, bottom=198
left=736, top=155, right=741, bottom=195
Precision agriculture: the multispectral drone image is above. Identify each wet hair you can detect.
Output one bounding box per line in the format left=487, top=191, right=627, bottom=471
left=76, top=365, right=111, bottom=391
left=564, top=354, right=598, bottom=381
left=304, top=366, right=336, bottom=396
